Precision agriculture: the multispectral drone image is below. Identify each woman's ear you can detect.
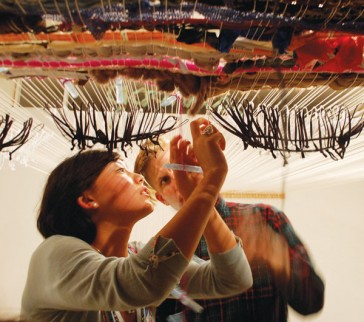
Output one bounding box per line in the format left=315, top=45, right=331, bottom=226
left=77, top=193, right=99, bottom=210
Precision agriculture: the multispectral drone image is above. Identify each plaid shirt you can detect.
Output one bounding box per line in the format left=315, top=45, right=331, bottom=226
left=156, top=198, right=324, bottom=322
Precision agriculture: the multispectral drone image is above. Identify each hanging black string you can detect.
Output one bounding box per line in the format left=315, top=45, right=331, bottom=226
left=210, top=97, right=364, bottom=161
left=45, top=102, right=184, bottom=156
left=0, top=113, right=34, bottom=160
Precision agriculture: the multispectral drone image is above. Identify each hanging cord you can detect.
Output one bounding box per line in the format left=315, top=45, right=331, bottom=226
left=0, top=113, right=35, bottom=160
left=44, top=100, right=182, bottom=157
left=209, top=96, right=364, bottom=161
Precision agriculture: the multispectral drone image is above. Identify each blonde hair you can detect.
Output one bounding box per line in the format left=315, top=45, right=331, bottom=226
left=134, top=138, right=168, bottom=176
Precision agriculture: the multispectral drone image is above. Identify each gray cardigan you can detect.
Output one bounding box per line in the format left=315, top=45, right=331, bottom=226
left=21, top=235, right=252, bottom=322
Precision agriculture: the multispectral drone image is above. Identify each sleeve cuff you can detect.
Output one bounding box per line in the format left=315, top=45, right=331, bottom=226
left=208, top=236, right=244, bottom=268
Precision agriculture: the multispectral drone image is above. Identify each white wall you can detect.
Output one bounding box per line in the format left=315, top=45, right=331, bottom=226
left=1, top=162, right=364, bottom=321
left=285, top=182, right=364, bottom=322
left=0, top=165, right=44, bottom=319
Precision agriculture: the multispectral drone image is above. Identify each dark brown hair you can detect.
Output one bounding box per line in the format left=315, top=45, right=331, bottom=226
left=37, top=150, right=119, bottom=244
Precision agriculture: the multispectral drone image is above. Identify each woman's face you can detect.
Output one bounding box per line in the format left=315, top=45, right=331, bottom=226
left=89, top=160, right=154, bottom=225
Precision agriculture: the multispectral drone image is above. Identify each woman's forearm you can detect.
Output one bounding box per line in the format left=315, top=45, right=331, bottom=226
left=157, top=171, right=225, bottom=259
left=203, top=209, right=237, bottom=254
left=157, top=118, right=228, bottom=260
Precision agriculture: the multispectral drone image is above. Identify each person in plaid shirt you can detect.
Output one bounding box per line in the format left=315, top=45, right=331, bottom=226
left=134, top=137, right=325, bottom=322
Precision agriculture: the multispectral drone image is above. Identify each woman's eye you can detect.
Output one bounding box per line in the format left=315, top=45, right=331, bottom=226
left=117, top=167, right=126, bottom=174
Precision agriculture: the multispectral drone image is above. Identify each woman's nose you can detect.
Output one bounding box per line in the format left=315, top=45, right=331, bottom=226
left=134, top=172, right=145, bottom=184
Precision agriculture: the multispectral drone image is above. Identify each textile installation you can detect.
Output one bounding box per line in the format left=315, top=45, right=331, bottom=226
left=0, top=0, right=363, bottom=163
left=2, top=5, right=362, bottom=322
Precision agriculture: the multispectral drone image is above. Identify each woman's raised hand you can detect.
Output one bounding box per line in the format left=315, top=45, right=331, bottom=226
left=169, top=136, right=202, bottom=201
left=189, top=118, right=227, bottom=186
left=169, top=118, right=227, bottom=200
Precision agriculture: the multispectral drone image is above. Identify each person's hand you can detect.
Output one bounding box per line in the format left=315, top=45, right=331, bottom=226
left=187, top=118, right=227, bottom=187
left=235, top=215, right=291, bottom=288
left=169, top=136, right=203, bottom=200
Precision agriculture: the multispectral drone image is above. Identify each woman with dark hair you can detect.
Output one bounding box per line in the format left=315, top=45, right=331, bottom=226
left=21, top=118, right=252, bottom=322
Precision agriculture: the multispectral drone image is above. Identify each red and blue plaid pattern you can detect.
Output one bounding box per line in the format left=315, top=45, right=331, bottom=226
left=157, top=198, right=324, bottom=322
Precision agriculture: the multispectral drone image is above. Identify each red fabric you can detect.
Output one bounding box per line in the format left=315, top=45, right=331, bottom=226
left=295, top=36, right=363, bottom=72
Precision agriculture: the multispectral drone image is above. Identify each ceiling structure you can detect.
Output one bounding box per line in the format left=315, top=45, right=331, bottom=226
left=1, top=0, right=364, bottom=196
